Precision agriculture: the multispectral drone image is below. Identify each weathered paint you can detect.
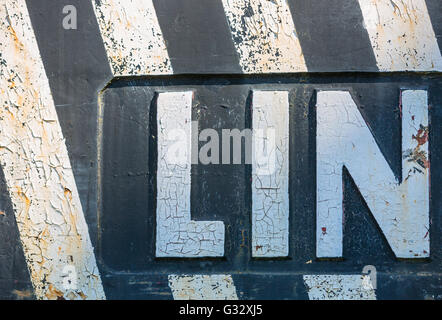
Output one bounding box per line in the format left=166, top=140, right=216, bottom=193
left=358, top=0, right=442, bottom=71
left=221, top=0, right=307, bottom=73
left=252, top=91, right=289, bottom=257
left=0, top=0, right=104, bottom=299
left=316, top=90, right=429, bottom=258
left=168, top=274, right=238, bottom=300
left=0, top=1, right=440, bottom=301
left=303, top=275, right=376, bottom=300
left=156, top=92, right=225, bottom=257
left=92, top=0, right=172, bottom=76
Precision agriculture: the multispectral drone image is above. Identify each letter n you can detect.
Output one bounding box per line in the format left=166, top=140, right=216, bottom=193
left=316, top=90, right=429, bottom=258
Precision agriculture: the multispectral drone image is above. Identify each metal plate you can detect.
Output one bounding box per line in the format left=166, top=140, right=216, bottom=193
left=0, top=0, right=441, bottom=300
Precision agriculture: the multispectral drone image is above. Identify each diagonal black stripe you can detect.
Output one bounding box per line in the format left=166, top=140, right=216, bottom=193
left=0, top=165, right=34, bottom=300
left=288, top=0, right=379, bottom=72
left=26, top=0, right=113, bottom=250
left=153, top=0, right=242, bottom=74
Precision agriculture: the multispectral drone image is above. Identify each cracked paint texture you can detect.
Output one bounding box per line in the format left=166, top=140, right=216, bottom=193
left=316, top=90, right=429, bottom=258
left=168, top=274, right=238, bottom=300
left=0, top=0, right=105, bottom=299
left=252, top=91, right=289, bottom=257
left=156, top=92, right=225, bottom=257
left=358, top=0, right=442, bottom=71
left=303, top=275, right=376, bottom=300
left=92, top=0, right=173, bottom=76
left=222, top=0, right=307, bottom=73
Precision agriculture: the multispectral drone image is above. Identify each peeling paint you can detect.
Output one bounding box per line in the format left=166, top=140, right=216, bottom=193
left=252, top=91, right=289, bottom=257
left=222, top=0, right=307, bottom=73
left=303, top=275, right=376, bottom=300
left=168, top=274, right=238, bottom=300
left=92, top=0, right=173, bottom=76
left=316, top=90, right=429, bottom=258
left=358, top=0, right=442, bottom=71
left=156, top=92, right=225, bottom=257
left=0, top=0, right=105, bottom=299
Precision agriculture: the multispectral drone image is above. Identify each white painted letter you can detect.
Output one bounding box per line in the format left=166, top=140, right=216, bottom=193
left=156, top=92, right=225, bottom=257
left=252, top=91, right=289, bottom=257
left=316, top=90, right=429, bottom=258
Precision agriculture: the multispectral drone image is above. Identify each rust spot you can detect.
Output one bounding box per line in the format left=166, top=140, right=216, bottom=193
left=255, top=245, right=263, bottom=250
left=45, top=284, right=64, bottom=300
left=77, top=291, right=87, bottom=300
left=16, top=186, right=30, bottom=215
left=64, top=187, right=72, bottom=202
left=321, top=227, right=327, bottom=235
left=412, top=125, right=429, bottom=147
left=404, top=125, right=429, bottom=170
left=240, top=229, right=246, bottom=248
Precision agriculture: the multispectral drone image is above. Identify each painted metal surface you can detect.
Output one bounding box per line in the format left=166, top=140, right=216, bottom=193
left=156, top=91, right=225, bottom=257
left=221, top=0, right=307, bottom=73
left=168, top=275, right=238, bottom=300
left=303, top=275, right=376, bottom=300
left=252, top=91, right=289, bottom=257
left=358, top=0, right=442, bottom=71
left=0, top=0, right=104, bottom=299
left=316, top=90, right=429, bottom=258
left=92, top=0, right=172, bottom=76
left=0, top=0, right=441, bottom=300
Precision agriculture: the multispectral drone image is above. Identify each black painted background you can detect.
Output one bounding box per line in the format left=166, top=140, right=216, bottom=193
left=98, top=74, right=441, bottom=299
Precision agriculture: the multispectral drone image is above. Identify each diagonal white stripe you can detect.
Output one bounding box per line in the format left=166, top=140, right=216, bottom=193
left=92, top=0, right=173, bottom=76
left=0, top=0, right=105, bottom=300
left=358, top=0, right=442, bottom=71
left=221, top=0, right=307, bottom=73
left=303, top=275, right=376, bottom=300
left=168, top=274, right=238, bottom=300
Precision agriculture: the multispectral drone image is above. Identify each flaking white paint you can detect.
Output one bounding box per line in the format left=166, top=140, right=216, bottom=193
left=92, top=0, right=173, bottom=76
left=0, top=0, right=105, bottom=299
left=316, top=90, right=429, bottom=258
left=252, top=91, right=289, bottom=257
left=358, top=0, right=442, bottom=71
left=221, top=0, right=307, bottom=73
left=303, top=275, right=376, bottom=300
left=168, top=274, right=238, bottom=300
left=156, top=92, right=225, bottom=257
